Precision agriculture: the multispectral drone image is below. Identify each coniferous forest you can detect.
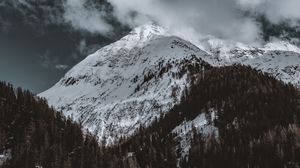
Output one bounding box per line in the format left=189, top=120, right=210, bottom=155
left=1, top=65, right=300, bottom=168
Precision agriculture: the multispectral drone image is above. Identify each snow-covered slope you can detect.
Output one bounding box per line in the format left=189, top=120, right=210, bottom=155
left=39, top=24, right=211, bottom=144
left=196, top=37, right=300, bottom=87
left=40, top=23, right=300, bottom=147
left=172, top=108, right=218, bottom=159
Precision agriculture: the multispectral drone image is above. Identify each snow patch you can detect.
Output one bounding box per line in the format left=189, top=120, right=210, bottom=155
left=0, top=150, right=11, bottom=166
left=172, top=108, right=218, bottom=159
left=196, top=36, right=300, bottom=88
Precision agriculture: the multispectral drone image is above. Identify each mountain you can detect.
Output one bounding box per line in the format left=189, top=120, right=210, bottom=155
left=177, top=65, right=300, bottom=167
left=121, top=64, right=300, bottom=167
left=3, top=63, right=300, bottom=167
left=39, top=23, right=300, bottom=154
left=40, top=23, right=300, bottom=145
left=196, top=37, right=300, bottom=87
left=39, top=24, right=212, bottom=144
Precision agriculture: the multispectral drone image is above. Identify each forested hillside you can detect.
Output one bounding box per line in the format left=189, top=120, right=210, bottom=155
left=0, top=82, right=107, bottom=168
left=1, top=64, right=300, bottom=168
left=100, top=65, right=300, bottom=168
left=181, top=66, right=300, bottom=167
left=110, top=65, right=300, bottom=167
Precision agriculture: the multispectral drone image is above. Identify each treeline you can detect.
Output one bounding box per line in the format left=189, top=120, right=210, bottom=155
left=0, top=81, right=178, bottom=168
left=2, top=64, right=300, bottom=167
left=104, top=65, right=300, bottom=167
left=0, top=82, right=108, bottom=168
left=180, top=65, right=300, bottom=167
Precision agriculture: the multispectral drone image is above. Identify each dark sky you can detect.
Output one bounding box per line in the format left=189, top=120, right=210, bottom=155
left=0, top=0, right=129, bottom=93
left=0, top=0, right=299, bottom=93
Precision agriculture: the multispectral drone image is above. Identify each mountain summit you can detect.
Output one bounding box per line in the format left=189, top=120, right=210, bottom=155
left=3, top=23, right=299, bottom=167
left=39, top=24, right=211, bottom=144
left=40, top=23, right=300, bottom=145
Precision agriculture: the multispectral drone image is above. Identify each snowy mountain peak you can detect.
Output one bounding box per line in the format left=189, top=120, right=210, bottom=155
left=40, top=23, right=300, bottom=147
left=113, top=23, right=168, bottom=50
left=263, top=40, right=300, bottom=53
left=127, top=23, right=168, bottom=41
left=39, top=24, right=210, bottom=144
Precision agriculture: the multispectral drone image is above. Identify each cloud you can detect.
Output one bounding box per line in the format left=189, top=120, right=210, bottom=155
left=7, top=0, right=113, bottom=35
left=40, top=51, right=53, bottom=68
left=107, top=0, right=262, bottom=44
left=63, top=0, right=112, bottom=34
left=55, top=64, right=69, bottom=70
left=40, top=51, right=69, bottom=70
left=10, top=0, right=300, bottom=43
left=237, top=0, right=300, bottom=23
left=107, top=0, right=300, bottom=44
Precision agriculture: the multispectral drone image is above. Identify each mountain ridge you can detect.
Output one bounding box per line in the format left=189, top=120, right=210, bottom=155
left=39, top=23, right=300, bottom=146
left=39, top=23, right=211, bottom=144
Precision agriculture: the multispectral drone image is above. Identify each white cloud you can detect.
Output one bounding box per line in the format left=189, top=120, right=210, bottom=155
left=40, top=51, right=69, bottom=70
left=265, top=0, right=300, bottom=23
left=108, top=0, right=263, bottom=44
left=107, top=0, right=300, bottom=44
left=12, top=0, right=300, bottom=43
left=55, top=64, right=69, bottom=70
left=237, top=0, right=300, bottom=23
left=40, top=50, right=54, bottom=68
left=63, top=0, right=112, bottom=34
